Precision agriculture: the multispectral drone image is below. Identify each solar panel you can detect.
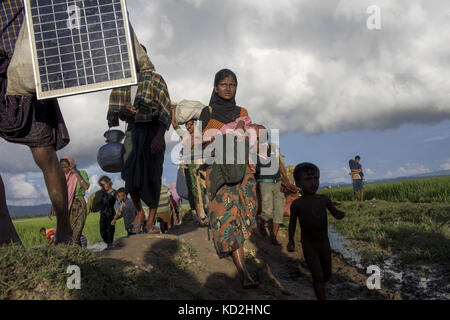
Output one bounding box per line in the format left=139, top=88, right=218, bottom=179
left=24, top=0, right=137, bottom=100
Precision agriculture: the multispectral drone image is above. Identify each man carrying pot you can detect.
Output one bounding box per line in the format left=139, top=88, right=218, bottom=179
left=107, top=45, right=171, bottom=234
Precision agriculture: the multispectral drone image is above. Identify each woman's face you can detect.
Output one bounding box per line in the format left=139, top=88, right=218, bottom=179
left=60, top=160, right=70, bottom=174
left=185, top=120, right=194, bottom=134
left=214, top=75, right=237, bottom=100
left=100, top=180, right=111, bottom=191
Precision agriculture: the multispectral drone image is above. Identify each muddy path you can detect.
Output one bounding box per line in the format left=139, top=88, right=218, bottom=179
left=99, top=219, right=393, bottom=300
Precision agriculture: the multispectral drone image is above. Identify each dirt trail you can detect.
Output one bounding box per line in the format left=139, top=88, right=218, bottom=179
left=99, top=219, right=393, bottom=300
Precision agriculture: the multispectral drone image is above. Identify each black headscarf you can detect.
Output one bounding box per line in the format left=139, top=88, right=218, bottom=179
left=199, top=69, right=242, bottom=126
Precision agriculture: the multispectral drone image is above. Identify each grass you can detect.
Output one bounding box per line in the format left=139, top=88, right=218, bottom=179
left=0, top=237, right=202, bottom=300
left=328, top=200, right=449, bottom=264
left=13, top=213, right=128, bottom=248
left=282, top=177, right=450, bottom=264
left=319, top=176, right=450, bottom=203
left=12, top=202, right=194, bottom=248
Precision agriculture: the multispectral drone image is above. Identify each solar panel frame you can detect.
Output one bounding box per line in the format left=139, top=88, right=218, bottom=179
left=24, top=0, right=138, bottom=100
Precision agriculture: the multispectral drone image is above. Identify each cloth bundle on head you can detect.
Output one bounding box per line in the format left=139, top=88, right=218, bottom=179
left=62, top=156, right=78, bottom=211
left=173, top=100, right=206, bottom=125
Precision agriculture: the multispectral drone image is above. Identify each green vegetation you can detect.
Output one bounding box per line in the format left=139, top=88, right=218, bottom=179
left=319, top=176, right=450, bottom=203
left=13, top=213, right=128, bottom=248
left=0, top=240, right=201, bottom=300
left=331, top=200, right=449, bottom=263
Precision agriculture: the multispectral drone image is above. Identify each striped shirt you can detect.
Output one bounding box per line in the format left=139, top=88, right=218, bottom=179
left=202, top=107, right=248, bottom=133
left=0, top=0, right=25, bottom=57
left=157, top=185, right=171, bottom=214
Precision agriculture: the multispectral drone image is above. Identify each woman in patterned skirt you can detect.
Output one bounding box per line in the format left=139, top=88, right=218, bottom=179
left=199, top=69, right=259, bottom=289
left=49, top=156, right=89, bottom=245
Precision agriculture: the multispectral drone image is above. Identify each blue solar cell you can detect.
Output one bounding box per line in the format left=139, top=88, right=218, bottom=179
left=41, top=22, right=54, bottom=32
left=93, top=58, right=107, bottom=66
left=49, top=82, right=64, bottom=90
left=100, top=5, right=114, bottom=14
left=27, top=0, right=135, bottom=98
left=47, top=64, right=61, bottom=74
left=108, top=63, right=122, bottom=72
left=48, top=72, right=63, bottom=83
left=46, top=56, right=60, bottom=65
left=58, top=37, right=73, bottom=46
left=86, top=15, right=100, bottom=24
left=53, top=4, right=67, bottom=13
left=95, top=74, right=109, bottom=82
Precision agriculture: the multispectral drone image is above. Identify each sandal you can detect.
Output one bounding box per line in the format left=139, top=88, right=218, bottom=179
left=144, top=226, right=160, bottom=234
left=129, top=222, right=144, bottom=234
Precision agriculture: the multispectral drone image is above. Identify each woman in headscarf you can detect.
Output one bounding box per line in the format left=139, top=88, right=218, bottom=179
left=49, top=156, right=89, bottom=245
left=199, top=69, right=259, bottom=289
left=171, top=110, right=209, bottom=226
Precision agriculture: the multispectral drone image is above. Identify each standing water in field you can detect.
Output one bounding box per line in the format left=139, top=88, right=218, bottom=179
left=328, top=225, right=449, bottom=300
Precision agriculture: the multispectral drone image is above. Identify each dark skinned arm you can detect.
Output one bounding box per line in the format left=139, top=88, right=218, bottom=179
left=325, top=196, right=345, bottom=220
left=287, top=202, right=298, bottom=251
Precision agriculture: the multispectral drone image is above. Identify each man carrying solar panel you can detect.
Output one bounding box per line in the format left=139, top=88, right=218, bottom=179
left=108, top=45, right=172, bottom=234
left=0, top=0, right=73, bottom=245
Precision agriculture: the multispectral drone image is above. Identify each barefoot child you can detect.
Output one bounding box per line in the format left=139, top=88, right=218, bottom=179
left=287, top=163, right=345, bottom=300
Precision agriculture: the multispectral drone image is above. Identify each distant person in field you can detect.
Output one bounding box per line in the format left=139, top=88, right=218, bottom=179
left=48, top=156, right=90, bottom=246
left=112, top=188, right=137, bottom=236
left=98, top=176, right=117, bottom=249
left=349, top=155, right=364, bottom=202
left=40, top=228, right=56, bottom=247
left=287, top=163, right=345, bottom=300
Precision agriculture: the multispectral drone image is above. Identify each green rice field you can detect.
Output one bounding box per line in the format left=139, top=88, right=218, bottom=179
left=13, top=213, right=128, bottom=248
left=319, top=176, right=450, bottom=203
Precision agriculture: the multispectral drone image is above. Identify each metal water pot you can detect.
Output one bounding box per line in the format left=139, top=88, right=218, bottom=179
left=97, top=129, right=125, bottom=173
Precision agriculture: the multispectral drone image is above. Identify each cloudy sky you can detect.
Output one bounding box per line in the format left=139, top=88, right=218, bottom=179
left=1, top=0, right=450, bottom=205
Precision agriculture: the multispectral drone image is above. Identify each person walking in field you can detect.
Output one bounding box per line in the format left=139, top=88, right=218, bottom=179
left=48, top=156, right=90, bottom=246
left=255, top=140, right=292, bottom=246
left=349, top=155, right=364, bottom=202
left=172, top=112, right=208, bottom=226
left=199, top=69, right=259, bottom=289
left=1, top=0, right=72, bottom=245
left=107, top=55, right=171, bottom=234
left=111, top=188, right=137, bottom=236
left=287, top=163, right=345, bottom=300
left=98, top=176, right=117, bottom=249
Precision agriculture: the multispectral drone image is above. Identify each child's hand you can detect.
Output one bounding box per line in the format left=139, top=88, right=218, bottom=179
left=287, top=242, right=295, bottom=252
left=336, top=210, right=345, bottom=220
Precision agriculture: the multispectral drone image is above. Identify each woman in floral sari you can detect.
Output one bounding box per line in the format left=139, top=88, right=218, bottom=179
left=199, top=69, right=259, bottom=289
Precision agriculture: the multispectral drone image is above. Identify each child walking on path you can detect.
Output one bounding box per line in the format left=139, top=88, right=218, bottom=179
left=287, top=162, right=345, bottom=300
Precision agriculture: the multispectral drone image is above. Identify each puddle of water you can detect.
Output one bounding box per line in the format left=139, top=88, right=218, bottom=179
left=328, top=225, right=449, bottom=300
